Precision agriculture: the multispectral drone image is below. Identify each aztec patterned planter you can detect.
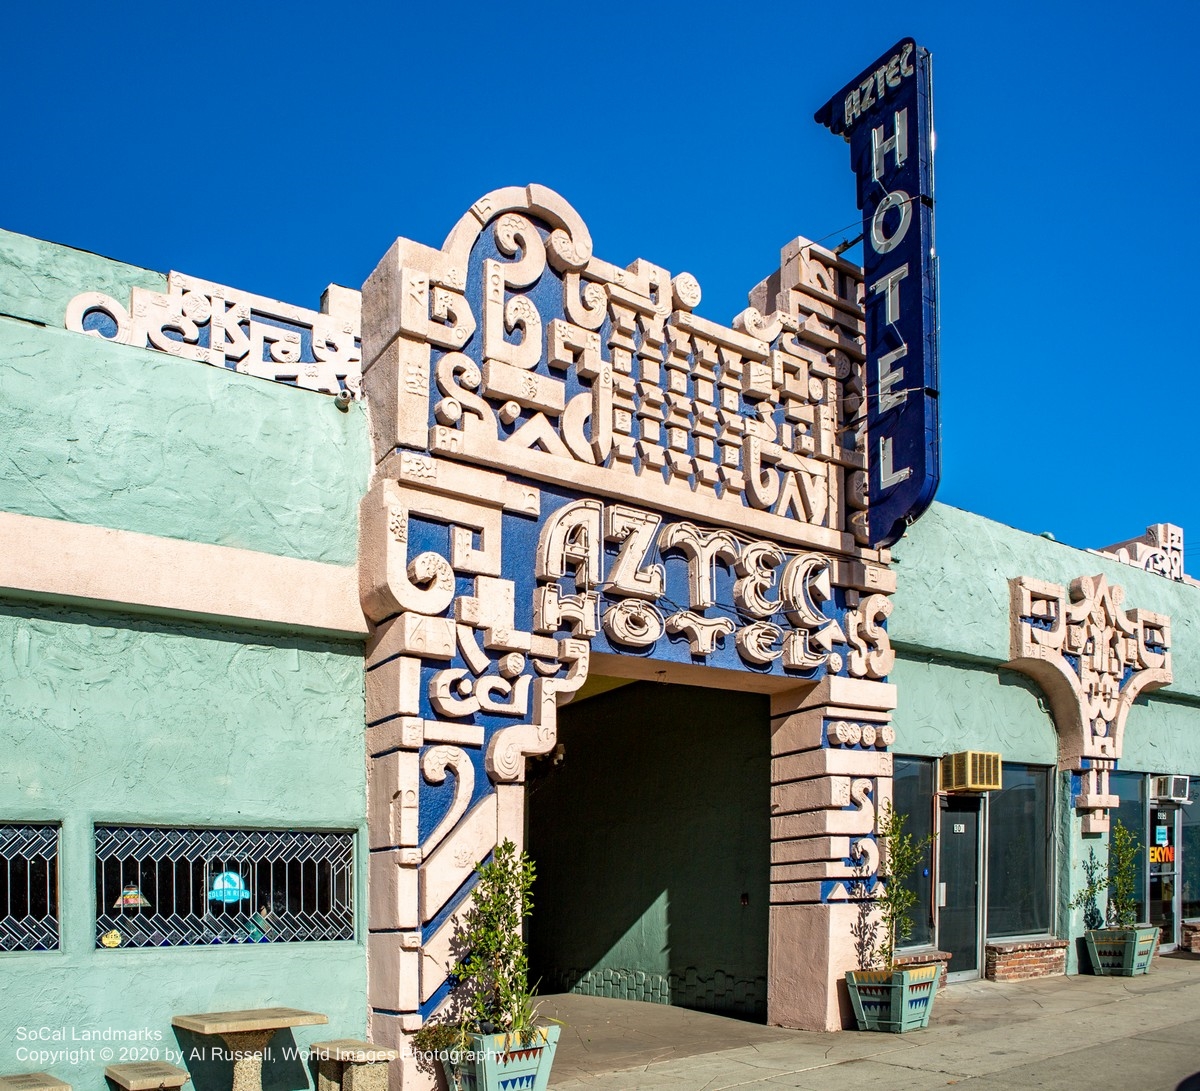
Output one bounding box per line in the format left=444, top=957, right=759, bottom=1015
left=845, top=964, right=939, bottom=1033
left=439, top=1025, right=560, bottom=1091
left=1083, top=926, right=1159, bottom=976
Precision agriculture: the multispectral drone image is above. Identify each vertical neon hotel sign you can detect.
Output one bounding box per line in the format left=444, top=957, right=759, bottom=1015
left=815, top=40, right=940, bottom=549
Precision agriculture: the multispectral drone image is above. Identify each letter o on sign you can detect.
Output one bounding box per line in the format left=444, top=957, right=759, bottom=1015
left=870, top=190, right=912, bottom=254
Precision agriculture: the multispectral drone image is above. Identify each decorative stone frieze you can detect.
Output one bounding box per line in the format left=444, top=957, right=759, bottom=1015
left=64, top=273, right=362, bottom=397
left=1095, top=523, right=1199, bottom=586
left=1007, top=574, right=1172, bottom=833
left=357, top=184, right=901, bottom=1055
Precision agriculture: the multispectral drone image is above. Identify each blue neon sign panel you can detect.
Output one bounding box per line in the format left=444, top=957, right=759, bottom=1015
left=815, top=39, right=940, bottom=548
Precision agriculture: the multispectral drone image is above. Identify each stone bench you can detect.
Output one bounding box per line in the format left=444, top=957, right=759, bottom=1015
left=0, top=1075, right=71, bottom=1091
left=310, top=1041, right=398, bottom=1091
left=985, top=938, right=1069, bottom=981
left=105, top=1063, right=189, bottom=1090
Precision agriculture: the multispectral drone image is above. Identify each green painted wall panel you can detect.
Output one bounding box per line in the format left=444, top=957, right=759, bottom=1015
left=891, top=503, right=1200, bottom=701
left=0, top=604, right=367, bottom=1089
left=890, top=652, right=1058, bottom=764
left=1120, top=695, right=1200, bottom=777
left=527, top=683, right=769, bottom=1019
left=0, top=318, right=366, bottom=565
left=0, top=228, right=166, bottom=329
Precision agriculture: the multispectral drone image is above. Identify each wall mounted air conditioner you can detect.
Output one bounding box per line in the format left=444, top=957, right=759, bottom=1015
left=940, top=751, right=1002, bottom=792
left=1151, top=775, right=1191, bottom=804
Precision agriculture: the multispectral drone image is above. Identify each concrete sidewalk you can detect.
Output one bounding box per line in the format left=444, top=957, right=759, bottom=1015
left=542, top=953, right=1200, bottom=1089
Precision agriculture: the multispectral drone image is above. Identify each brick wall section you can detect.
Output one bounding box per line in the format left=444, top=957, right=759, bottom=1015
left=1182, top=921, right=1200, bottom=953
left=894, top=950, right=953, bottom=991
left=985, top=939, right=1068, bottom=981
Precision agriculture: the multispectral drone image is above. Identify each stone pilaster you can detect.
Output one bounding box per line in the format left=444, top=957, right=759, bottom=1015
left=767, top=676, right=896, bottom=1030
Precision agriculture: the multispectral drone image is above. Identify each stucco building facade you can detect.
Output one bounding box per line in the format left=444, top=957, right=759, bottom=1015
left=0, top=188, right=1196, bottom=1090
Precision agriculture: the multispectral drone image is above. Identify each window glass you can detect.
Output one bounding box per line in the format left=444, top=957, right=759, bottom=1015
left=987, top=764, right=1052, bottom=938
left=94, top=827, right=354, bottom=948
left=1182, top=796, right=1199, bottom=921
left=0, top=824, right=59, bottom=952
left=893, top=757, right=936, bottom=947
left=1111, top=772, right=1147, bottom=923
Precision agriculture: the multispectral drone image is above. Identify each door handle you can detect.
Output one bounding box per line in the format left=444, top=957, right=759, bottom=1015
left=937, top=882, right=947, bottom=908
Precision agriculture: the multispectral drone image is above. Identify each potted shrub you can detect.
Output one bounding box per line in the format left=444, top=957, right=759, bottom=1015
left=1072, top=819, right=1159, bottom=976
left=845, top=803, right=940, bottom=1033
left=412, top=839, right=560, bottom=1090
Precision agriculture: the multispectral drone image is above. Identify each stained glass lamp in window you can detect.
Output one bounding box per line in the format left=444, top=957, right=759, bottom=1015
left=113, top=884, right=150, bottom=909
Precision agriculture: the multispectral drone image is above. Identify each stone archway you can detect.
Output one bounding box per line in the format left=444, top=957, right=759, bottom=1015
left=354, top=186, right=904, bottom=1076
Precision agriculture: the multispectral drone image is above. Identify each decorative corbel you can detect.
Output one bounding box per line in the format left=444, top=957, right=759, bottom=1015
left=1006, top=574, right=1172, bottom=833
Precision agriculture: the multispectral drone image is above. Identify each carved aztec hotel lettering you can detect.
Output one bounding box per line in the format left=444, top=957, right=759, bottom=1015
left=353, top=184, right=902, bottom=1038
left=1007, top=574, right=1173, bottom=834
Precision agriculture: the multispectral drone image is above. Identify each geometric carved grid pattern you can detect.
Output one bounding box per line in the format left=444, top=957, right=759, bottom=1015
left=94, top=827, right=353, bottom=948
left=0, top=824, right=59, bottom=952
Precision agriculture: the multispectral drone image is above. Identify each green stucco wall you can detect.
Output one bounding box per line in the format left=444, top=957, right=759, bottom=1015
left=0, top=229, right=371, bottom=1088
left=527, top=683, right=769, bottom=1019
left=0, top=603, right=367, bottom=1091
left=891, top=503, right=1200, bottom=971
left=0, top=229, right=166, bottom=330
left=891, top=503, right=1200, bottom=700
left=890, top=653, right=1058, bottom=764
left=0, top=229, right=367, bottom=566
left=890, top=502, right=1200, bottom=778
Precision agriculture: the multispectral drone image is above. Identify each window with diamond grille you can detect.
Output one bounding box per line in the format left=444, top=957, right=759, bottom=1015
left=94, top=827, right=354, bottom=948
left=0, top=824, right=60, bottom=952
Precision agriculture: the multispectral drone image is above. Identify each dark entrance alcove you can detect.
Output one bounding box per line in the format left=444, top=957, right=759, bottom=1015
left=526, top=680, right=770, bottom=1020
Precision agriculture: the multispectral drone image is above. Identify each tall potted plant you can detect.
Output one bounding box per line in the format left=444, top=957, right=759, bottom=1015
left=845, top=804, right=939, bottom=1033
left=412, top=840, right=560, bottom=1090
left=1072, top=819, right=1159, bottom=976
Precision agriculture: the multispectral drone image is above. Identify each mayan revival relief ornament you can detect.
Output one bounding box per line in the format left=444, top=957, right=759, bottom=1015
left=1096, top=523, right=1199, bottom=586
left=63, top=272, right=362, bottom=397
left=1007, top=574, right=1172, bottom=833
left=353, top=182, right=909, bottom=1053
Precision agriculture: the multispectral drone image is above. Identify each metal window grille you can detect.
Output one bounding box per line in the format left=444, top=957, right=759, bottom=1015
left=0, top=824, right=60, bottom=951
left=94, top=827, right=354, bottom=949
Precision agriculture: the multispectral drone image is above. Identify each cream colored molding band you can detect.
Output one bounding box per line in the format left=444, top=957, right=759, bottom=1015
left=0, top=511, right=367, bottom=638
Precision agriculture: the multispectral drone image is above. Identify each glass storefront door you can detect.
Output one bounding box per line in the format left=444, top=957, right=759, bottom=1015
left=1149, top=805, right=1181, bottom=950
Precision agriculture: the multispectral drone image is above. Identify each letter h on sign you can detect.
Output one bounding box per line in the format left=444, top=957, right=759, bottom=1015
left=815, top=39, right=941, bottom=548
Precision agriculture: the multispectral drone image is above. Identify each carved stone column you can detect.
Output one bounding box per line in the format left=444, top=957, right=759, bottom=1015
left=767, top=675, right=896, bottom=1031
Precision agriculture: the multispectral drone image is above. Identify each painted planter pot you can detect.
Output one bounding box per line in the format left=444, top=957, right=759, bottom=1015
left=1083, top=926, right=1159, bottom=976
left=440, top=1025, right=560, bottom=1091
left=845, top=964, right=939, bottom=1033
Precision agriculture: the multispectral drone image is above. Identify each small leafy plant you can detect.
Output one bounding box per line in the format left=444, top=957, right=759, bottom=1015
left=1072, top=819, right=1143, bottom=929
left=412, top=839, right=544, bottom=1064
left=1107, top=820, right=1142, bottom=928
left=851, top=804, right=933, bottom=971
left=458, top=839, right=539, bottom=1038
left=1073, top=847, right=1106, bottom=930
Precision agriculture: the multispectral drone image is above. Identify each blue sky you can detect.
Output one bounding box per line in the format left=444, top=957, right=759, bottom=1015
left=3, top=1, right=1195, bottom=562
